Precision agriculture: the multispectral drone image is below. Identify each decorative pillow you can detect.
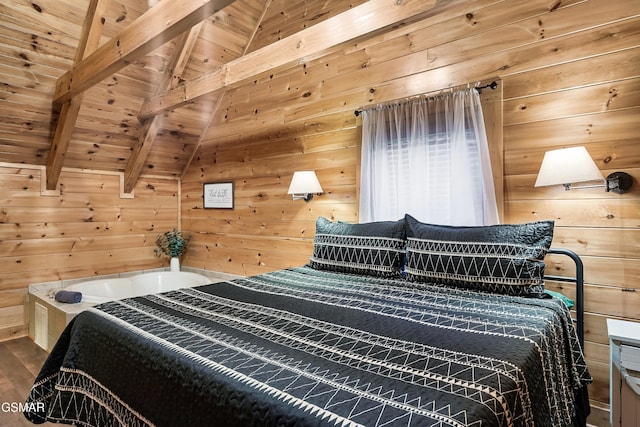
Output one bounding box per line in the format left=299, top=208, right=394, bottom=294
left=404, top=214, right=554, bottom=296
left=309, top=216, right=406, bottom=277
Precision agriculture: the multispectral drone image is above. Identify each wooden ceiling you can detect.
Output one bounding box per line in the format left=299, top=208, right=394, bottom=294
left=1, top=0, right=466, bottom=193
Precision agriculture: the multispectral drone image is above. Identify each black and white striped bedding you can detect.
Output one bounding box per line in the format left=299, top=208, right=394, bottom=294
left=25, top=266, right=591, bottom=426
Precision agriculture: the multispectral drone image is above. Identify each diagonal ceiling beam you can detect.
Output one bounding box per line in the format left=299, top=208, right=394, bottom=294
left=45, top=0, right=110, bottom=191
left=139, top=0, right=466, bottom=119
left=243, top=0, right=273, bottom=57
left=123, top=23, right=204, bottom=193
left=180, top=0, right=274, bottom=178
left=52, top=0, right=235, bottom=106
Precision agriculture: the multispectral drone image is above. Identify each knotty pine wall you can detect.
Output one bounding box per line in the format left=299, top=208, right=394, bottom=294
left=182, top=118, right=361, bottom=276
left=182, top=1, right=639, bottom=425
left=502, top=42, right=640, bottom=427
left=0, top=164, right=180, bottom=340
left=0, top=0, right=634, bottom=424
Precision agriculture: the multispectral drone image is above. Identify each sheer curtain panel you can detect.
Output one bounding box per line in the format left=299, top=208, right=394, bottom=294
left=359, top=88, right=499, bottom=225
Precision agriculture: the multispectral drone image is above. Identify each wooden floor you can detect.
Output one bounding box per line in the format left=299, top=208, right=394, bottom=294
left=0, top=337, right=55, bottom=427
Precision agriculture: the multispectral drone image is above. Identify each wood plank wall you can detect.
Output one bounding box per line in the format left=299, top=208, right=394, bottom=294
left=0, top=164, right=180, bottom=340
left=182, top=1, right=639, bottom=425
left=0, top=1, right=635, bottom=425
left=182, top=117, right=361, bottom=276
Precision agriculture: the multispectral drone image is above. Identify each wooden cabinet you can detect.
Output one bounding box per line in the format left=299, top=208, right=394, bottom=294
left=608, top=319, right=640, bottom=427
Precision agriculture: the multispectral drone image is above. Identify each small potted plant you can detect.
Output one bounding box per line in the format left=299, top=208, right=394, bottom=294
left=154, top=228, right=191, bottom=271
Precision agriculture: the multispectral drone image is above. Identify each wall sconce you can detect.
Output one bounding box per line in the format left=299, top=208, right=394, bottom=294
left=287, top=171, right=323, bottom=202
left=534, top=146, right=633, bottom=194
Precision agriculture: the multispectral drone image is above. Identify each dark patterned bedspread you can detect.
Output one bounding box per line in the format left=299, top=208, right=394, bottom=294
left=25, top=267, right=591, bottom=427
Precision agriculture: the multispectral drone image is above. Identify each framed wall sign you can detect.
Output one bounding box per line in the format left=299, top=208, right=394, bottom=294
left=203, top=182, right=234, bottom=209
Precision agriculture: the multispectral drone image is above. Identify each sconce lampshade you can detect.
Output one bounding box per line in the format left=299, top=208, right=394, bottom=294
left=535, top=146, right=604, bottom=190
left=288, top=171, right=323, bottom=201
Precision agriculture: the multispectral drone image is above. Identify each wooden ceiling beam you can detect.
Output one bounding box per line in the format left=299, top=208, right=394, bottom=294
left=241, top=0, right=273, bottom=57
left=52, top=0, right=235, bottom=106
left=123, top=116, right=163, bottom=193
left=45, top=0, right=110, bottom=191
left=139, top=0, right=466, bottom=119
left=124, top=23, right=204, bottom=194
left=180, top=0, right=274, bottom=178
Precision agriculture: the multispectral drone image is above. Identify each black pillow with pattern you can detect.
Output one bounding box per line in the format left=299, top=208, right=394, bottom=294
left=309, top=216, right=406, bottom=277
left=404, top=214, right=554, bottom=296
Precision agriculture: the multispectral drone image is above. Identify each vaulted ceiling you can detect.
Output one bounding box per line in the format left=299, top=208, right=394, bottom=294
left=1, top=0, right=465, bottom=193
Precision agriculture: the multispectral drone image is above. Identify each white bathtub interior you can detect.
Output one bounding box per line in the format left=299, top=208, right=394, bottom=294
left=28, top=268, right=241, bottom=351
left=64, top=271, right=212, bottom=304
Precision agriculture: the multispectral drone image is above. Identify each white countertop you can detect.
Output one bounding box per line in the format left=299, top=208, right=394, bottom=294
left=608, top=318, right=640, bottom=346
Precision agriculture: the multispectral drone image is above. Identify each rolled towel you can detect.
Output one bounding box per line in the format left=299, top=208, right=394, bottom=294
left=55, top=290, right=82, bottom=304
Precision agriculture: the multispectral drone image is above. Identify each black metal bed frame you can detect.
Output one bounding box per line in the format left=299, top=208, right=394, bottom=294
left=545, top=248, right=585, bottom=348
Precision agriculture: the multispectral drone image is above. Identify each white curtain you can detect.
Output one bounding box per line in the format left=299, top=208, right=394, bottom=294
left=359, top=88, right=499, bottom=225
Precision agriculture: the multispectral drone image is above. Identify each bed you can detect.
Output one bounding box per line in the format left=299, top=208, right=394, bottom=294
left=25, top=215, right=592, bottom=426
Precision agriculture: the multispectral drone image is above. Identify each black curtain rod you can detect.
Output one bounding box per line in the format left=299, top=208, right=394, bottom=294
left=475, top=80, right=498, bottom=93
left=354, top=81, right=498, bottom=116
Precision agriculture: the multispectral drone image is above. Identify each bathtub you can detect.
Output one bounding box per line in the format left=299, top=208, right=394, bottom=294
left=63, top=271, right=212, bottom=304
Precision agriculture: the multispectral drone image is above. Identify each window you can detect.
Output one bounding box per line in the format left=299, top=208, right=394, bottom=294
left=359, top=88, right=498, bottom=225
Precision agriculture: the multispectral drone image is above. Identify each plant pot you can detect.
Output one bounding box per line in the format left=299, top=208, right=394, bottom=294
left=170, top=257, right=180, bottom=272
